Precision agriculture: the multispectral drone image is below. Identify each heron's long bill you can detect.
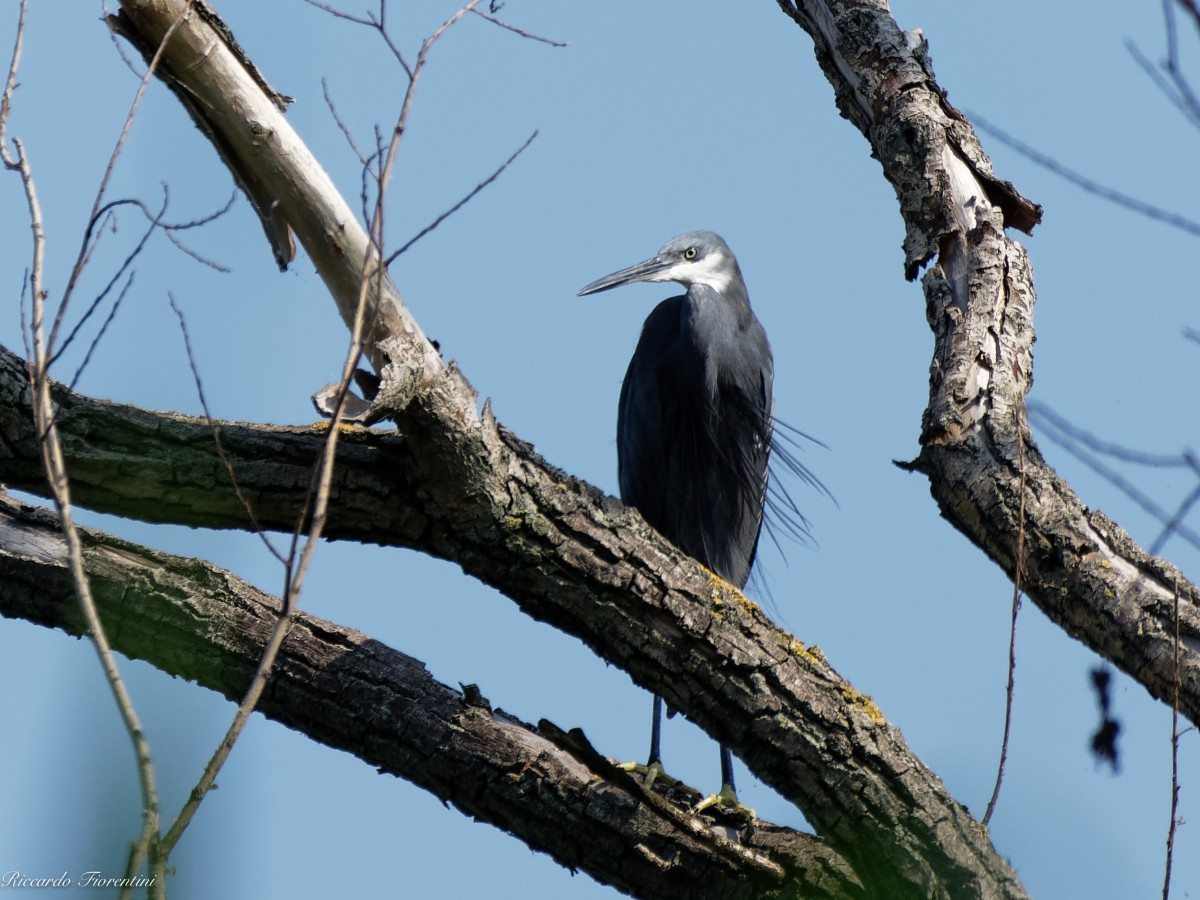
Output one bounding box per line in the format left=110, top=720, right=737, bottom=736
left=577, top=255, right=672, bottom=296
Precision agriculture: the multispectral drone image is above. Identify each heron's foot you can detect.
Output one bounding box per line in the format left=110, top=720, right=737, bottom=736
left=619, top=759, right=675, bottom=793
left=618, top=761, right=701, bottom=803
left=692, top=783, right=755, bottom=821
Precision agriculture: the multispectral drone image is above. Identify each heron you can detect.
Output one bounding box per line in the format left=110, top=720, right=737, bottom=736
left=578, top=230, right=818, bottom=814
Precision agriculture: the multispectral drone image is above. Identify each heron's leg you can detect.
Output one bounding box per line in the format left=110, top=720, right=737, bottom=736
left=719, top=742, right=736, bottom=792
left=648, top=694, right=663, bottom=766
left=692, top=744, right=756, bottom=819
left=619, top=694, right=683, bottom=793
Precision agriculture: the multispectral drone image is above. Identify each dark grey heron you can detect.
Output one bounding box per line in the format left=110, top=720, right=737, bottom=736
left=579, top=230, right=823, bottom=813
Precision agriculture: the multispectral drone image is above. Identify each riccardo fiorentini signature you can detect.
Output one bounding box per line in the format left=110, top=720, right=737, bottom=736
left=2, top=871, right=157, bottom=889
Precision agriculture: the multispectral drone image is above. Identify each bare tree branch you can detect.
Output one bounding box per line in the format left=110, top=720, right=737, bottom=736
left=775, top=0, right=1200, bottom=756
left=469, top=6, right=568, bottom=47
left=0, top=493, right=862, bottom=900
left=0, top=336, right=1029, bottom=898
left=3, top=1, right=164, bottom=887
left=972, top=112, right=1200, bottom=236
left=108, top=0, right=440, bottom=380
left=386, top=130, right=538, bottom=264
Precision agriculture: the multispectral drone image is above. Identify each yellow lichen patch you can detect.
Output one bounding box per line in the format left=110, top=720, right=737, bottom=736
left=310, top=421, right=332, bottom=432
left=780, top=637, right=828, bottom=667
left=505, top=515, right=524, bottom=530
left=1100, top=559, right=1113, bottom=569
left=733, top=591, right=760, bottom=614
left=782, top=635, right=815, bottom=658
left=801, top=644, right=827, bottom=666
left=701, top=568, right=761, bottom=613
left=840, top=683, right=884, bottom=725
left=706, top=580, right=727, bottom=608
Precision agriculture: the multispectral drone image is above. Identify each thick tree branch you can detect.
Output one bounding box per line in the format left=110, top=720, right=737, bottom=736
left=0, top=492, right=859, bottom=900
left=4, top=340, right=1198, bottom=737
left=773, top=0, right=1200, bottom=731
left=0, top=337, right=1026, bottom=898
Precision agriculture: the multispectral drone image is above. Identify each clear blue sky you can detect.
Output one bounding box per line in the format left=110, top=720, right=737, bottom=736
left=1, top=2, right=1196, bottom=897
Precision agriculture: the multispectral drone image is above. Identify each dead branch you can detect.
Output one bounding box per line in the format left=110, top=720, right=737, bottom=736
left=108, top=0, right=443, bottom=383
left=775, top=0, right=1200, bottom=753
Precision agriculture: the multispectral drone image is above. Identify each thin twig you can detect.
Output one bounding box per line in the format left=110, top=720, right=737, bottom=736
left=971, top=113, right=1200, bottom=237
left=1160, top=1, right=1200, bottom=126
left=1029, top=402, right=1200, bottom=553
left=168, top=295, right=286, bottom=563
left=50, top=190, right=236, bottom=378
left=63, top=272, right=134, bottom=396
left=1151, top=482, right=1200, bottom=556
left=1162, top=578, right=1181, bottom=900
left=1126, top=38, right=1200, bottom=134
left=321, top=77, right=372, bottom=170
left=51, top=196, right=165, bottom=368
left=469, top=7, right=568, bottom=47
left=386, top=129, right=537, bottom=264
left=381, top=0, right=485, bottom=198
left=155, top=256, right=369, bottom=869
left=156, top=0, right=486, bottom=877
left=303, top=0, right=411, bottom=74
left=316, top=0, right=525, bottom=268
left=49, top=5, right=194, bottom=358
left=1030, top=402, right=1199, bottom=469
left=982, top=428, right=1027, bottom=827
left=3, top=2, right=163, bottom=894
left=0, top=0, right=24, bottom=154
left=1176, top=0, right=1200, bottom=31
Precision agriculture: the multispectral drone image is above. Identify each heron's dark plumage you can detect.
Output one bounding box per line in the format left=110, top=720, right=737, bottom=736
left=617, top=284, right=771, bottom=588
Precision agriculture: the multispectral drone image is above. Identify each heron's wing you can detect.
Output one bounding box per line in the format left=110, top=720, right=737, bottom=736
left=617, top=297, right=687, bottom=530
left=705, top=336, right=773, bottom=577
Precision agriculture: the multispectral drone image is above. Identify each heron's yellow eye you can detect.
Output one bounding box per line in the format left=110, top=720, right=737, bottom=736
left=684, top=247, right=698, bottom=260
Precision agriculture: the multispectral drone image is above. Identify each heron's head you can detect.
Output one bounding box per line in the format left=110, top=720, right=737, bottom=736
left=577, top=230, right=740, bottom=297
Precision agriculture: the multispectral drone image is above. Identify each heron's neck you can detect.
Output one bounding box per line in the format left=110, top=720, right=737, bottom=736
left=687, top=279, right=753, bottom=326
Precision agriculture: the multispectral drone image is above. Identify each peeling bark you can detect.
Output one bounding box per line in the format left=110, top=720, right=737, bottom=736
left=774, top=0, right=1200, bottom=725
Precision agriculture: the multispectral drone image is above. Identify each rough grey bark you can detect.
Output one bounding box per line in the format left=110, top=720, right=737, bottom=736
left=774, top=0, right=1200, bottom=724
left=4, top=334, right=1197, bottom=734
left=0, top=494, right=860, bottom=900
